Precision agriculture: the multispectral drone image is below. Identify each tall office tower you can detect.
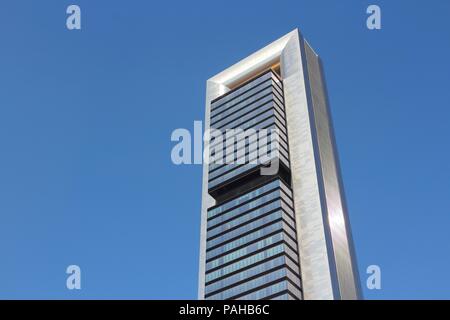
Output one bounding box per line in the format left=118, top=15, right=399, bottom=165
left=199, top=29, right=361, bottom=300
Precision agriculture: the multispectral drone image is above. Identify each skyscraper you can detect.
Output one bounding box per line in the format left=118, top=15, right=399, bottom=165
left=198, top=29, right=361, bottom=300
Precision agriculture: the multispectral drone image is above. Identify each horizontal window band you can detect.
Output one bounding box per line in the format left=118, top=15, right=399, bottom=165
left=210, top=112, right=289, bottom=148
left=272, top=96, right=286, bottom=115
left=207, top=177, right=292, bottom=211
left=211, top=81, right=276, bottom=116
left=280, top=221, right=298, bottom=245
left=283, top=248, right=301, bottom=271
left=211, top=97, right=278, bottom=129
left=207, top=127, right=289, bottom=164
left=211, top=93, right=285, bottom=126
left=208, top=149, right=289, bottom=179
left=208, top=163, right=259, bottom=189
left=272, top=73, right=283, bottom=88
left=211, top=86, right=277, bottom=123
left=284, top=274, right=303, bottom=294
left=207, top=168, right=281, bottom=200
left=274, top=121, right=289, bottom=143
left=278, top=180, right=293, bottom=196
left=207, top=186, right=281, bottom=222
left=280, top=232, right=299, bottom=258
left=212, top=102, right=285, bottom=132
left=206, top=216, right=285, bottom=251
left=211, top=90, right=284, bottom=126
left=207, top=178, right=286, bottom=217
left=279, top=205, right=297, bottom=232
left=271, top=69, right=283, bottom=82
left=208, top=117, right=288, bottom=151
left=209, top=120, right=289, bottom=158
left=205, top=239, right=286, bottom=273
left=211, top=75, right=275, bottom=108
left=205, top=227, right=289, bottom=262
left=204, top=257, right=289, bottom=296
left=207, top=190, right=294, bottom=230
left=266, top=290, right=300, bottom=300
left=265, top=287, right=303, bottom=300
left=210, top=70, right=277, bottom=106
left=211, top=71, right=283, bottom=110
left=207, top=205, right=285, bottom=241
left=207, top=155, right=291, bottom=189
left=204, top=251, right=286, bottom=286
left=279, top=154, right=291, bottom=170
left=205, top=264, right=287, bottom=298
left=208, top=138, right=289, bottom=175
left=271, top=80, right=284, bottom=98
left=206, top=229, right=300, bottom=278
left=208, top=154, right=289, bottom=183
left=206, top=217, right=296, bottom=252
left=282, top=213, right=296, bottom=237
left=207, top=160, right=292, bottom=198
left=208, top=150, right=290, bottom=181
left=273, top=112, right=287, bottom=132
left=273, top=95, right=286, bottom=115
left=225, top=276, right=297, bottom=301
left=279, top=195, right=296, bottom=217
left=273, top=105, right=287, bottom=124
left=232, top=278, right=303, bottom=301
left=271, top=88, right=285, bottom=108
left=207, top=200, right=287, bottom=236
left=269, top=74, right=283, bottom=93
left=207, top=268, right=299, bottom=300
left=207, top=160, right=291, bottom=196
left=204, top=246, right=299, bottom=287
left=205, top=229, right=299, bottom=271
left=208, top=147, right=289, bottom=182
left=212, top=99, right=286, bottom=131
left=226, top=267, right=303, bottom=301
left=205, top=243, right=290, bottom=283
left=206, top=203, right=296, bottom=242
left=272, top=112, right=288, bottom=136
left=209, top=114, right=288, bottom=150
left=205, top=242, right=301, bottom=291
left=205, top=223, right=288, bottom=261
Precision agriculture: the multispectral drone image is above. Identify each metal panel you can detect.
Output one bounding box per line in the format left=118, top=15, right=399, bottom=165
left=303, top=41, right=361, bottom=300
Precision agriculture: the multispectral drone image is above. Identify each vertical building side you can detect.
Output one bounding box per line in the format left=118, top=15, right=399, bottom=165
left=198, top=29, right=361, bottom=300
left=303, top=41, right=361, bottom=300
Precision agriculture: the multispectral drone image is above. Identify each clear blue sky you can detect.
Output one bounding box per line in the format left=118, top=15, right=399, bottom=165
left=0, top=0, right=449, bottom=299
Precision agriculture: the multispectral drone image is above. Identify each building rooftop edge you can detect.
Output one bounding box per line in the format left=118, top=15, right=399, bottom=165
left=207, top=29, right=301, bottom=87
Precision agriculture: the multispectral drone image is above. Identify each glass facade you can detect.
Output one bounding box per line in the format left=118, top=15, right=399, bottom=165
left=203, top=70, right=302, bottom=300
left=207, top=70, right=290, bottom=193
